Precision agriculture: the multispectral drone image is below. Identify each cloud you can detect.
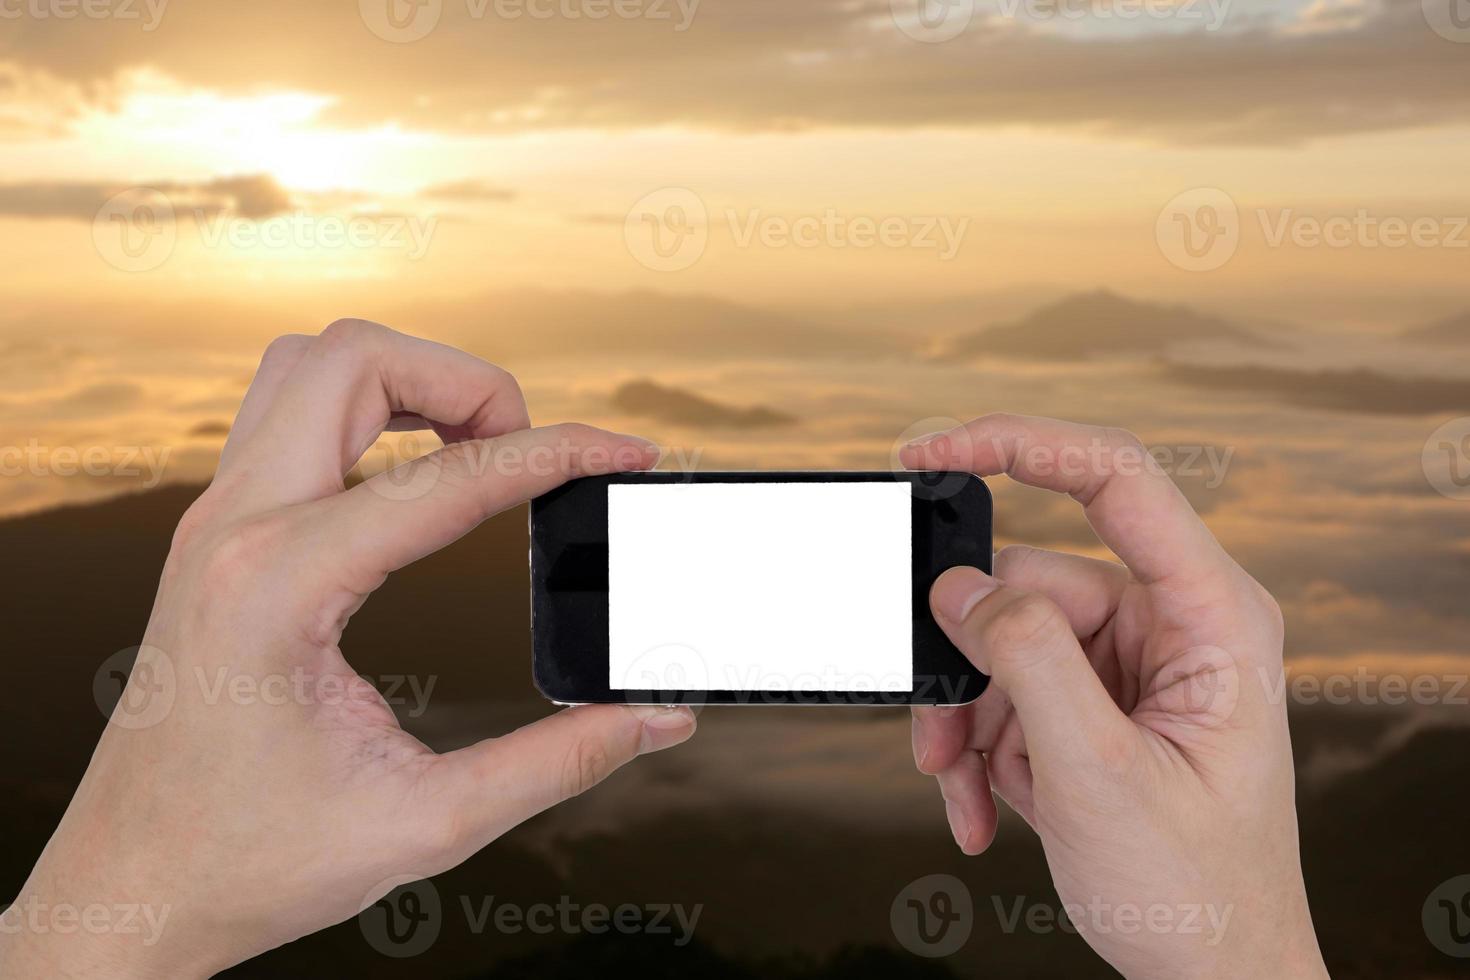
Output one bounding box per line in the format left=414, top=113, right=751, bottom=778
left=187, top=420, right=232, bottom=438
left=1161, top=362, right=1470, bottom=415
left=939, top=289, right=1267, bottom=361
left=5, top=0, right=1469, bottom=143
left=0, top=174, right=293, bottom=221
left=611, top=379, right=796, bottom=428
left=26, top=381, right=147, bottom=420
left=1404, top=310, right=1470, bottom=344
left=419, top=179, right=517, bottom=202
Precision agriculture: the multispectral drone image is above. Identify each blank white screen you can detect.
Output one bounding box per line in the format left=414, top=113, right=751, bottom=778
left=607, top=482, right=913, bottom=693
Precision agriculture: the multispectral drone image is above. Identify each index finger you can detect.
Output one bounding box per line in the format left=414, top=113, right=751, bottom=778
left=899, top=413, right=1231, bottom=586
left=223, top=319, right=531, bottom=510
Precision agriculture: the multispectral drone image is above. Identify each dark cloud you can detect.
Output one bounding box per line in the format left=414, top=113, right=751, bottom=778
left=1405, top=310, right=1470, bottom=344
left=4, top=0, right=1469, bottom=143
left=940, top=289, right=1267, bottom=361
left=1161, top=362, right=1470, bottom=415
left=0, top=174, right=293, bottom=221
left=46, top=382, right=146, bottom=418
left=418, top=179, right=517, bottom=202
left=611, top=379, right=796, bottom=428
left=187, top=420, right=232, bottom=438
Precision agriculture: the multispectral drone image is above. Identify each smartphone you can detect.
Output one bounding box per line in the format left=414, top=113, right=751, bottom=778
left=529, top=471, right=991, bottom=706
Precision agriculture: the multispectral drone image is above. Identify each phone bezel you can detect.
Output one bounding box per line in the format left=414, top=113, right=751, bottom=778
left=529, top=470, right=991, bottom=706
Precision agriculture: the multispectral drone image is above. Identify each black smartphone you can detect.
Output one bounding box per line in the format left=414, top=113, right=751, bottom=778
left=529, top=471, right=991, bottom=706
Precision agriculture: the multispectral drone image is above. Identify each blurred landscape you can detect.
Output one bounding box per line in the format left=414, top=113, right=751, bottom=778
left=5, top=0, right=1470, bottom=974
left=2, top=468, right=1468, bottom=978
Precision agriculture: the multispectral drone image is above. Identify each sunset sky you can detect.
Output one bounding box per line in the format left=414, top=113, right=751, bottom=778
left=1, top=0, right=1468, bottom=684
left=2, top=7, right=1469, bottom=975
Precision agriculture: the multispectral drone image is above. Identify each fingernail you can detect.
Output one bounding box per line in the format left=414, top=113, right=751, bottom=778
left=932, top=566, right=1001, bottom=623
left=903, top=432, right=942, bottom=452
left=627, top=436, right=663, bottom=468
left=945, top=799, right=969, bottom=851
left=911, top=715, right=929, bottom=769
left=630, top=705, right=695, bottom=754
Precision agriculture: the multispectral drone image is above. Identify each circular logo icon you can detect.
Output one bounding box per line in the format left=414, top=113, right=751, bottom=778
left=1160, top=645, right=1241, bottom=725
left=93, top=188, right=175, bottom=273
left=364, top=433, right=444, bottom=502
left=1423, top=875, right=1470, bottom=957
left=360, top=0, right=443, bottom=42
left=360, top=875, right=442, bottom=958
left=1156, top=187, right=1240, bottom=272
left=619, top=643, right=711, bottom=711
left=624, top=188, right=708, bottom=272
left=1423, top=0, right=1470, bottom=42
left=1423, top=417, right=1470, bottom=500
left=92, top=645, right=176, bottom=730
left=890, top=0, right=975, bottom=42
left=891, top=873, right=973, bottom=957
left=892, top=416, right=978, bottom=500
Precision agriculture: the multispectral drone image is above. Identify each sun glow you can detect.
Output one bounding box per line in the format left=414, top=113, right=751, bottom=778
left=59, top=71, right=433, bottom=193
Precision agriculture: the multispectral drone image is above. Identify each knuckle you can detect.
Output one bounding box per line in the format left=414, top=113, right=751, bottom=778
left=318, top=317, right=386, bottom=350
left=549, top=422, right=597, bottom=444
left=197, top=517, right=285, bottom=586
left=427, top=441, right=497, bottom=512
left=491, top=365, right=527, bottom=405
left=169, top=494, right=220, bottom=556
left=993, top=544, right=1040, bottom=578
left=974, top=411, right=1017, bottom=429
left=1088, top=728, right=1138, bottom=777
left=559, top=737, right=614, bottom=800
left=420, top=797, right=472, bottom=857
left=435, top=438, right=488, bottom=480
left=259, top=333, right=311, bottom=370
left=1102, top=425, right=1146, bottom=455
left=982, top=592, right=1068, bottom=661
left=1246, top=576, right=1285, bottom=636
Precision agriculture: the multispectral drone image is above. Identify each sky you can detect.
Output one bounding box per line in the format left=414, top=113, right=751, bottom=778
left=0, top=0, right=1468, bottom=685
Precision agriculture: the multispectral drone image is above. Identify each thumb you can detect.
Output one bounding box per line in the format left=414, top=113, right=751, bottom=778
left=426, top=704, right=696, bottom=858
left=932, top=566, right=1135, bottom=771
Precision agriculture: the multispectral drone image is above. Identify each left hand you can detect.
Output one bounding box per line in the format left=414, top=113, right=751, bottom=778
left=0, top=320, right=697, bottom=978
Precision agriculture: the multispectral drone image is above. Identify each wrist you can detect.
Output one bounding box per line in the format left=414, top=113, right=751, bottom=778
left=0, top=899, right=207, bottom=980
left=1195, top=904, right=1328, bottom=980
left=4, top=823, right=230, bottom=980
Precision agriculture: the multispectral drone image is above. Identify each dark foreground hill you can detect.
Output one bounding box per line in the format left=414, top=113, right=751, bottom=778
left=0, top=486, right=1465, bottom=978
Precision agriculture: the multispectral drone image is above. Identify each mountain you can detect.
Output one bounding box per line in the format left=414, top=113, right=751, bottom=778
left=403, top=289, right=901, bottom=362
left=611, top=379, right=796, bottom=429
left=939, top=289, right=1267, bottom=361
left=1404, top=310, right=1470, bottom=344
left=1161, top=362, right=1470, bottom=415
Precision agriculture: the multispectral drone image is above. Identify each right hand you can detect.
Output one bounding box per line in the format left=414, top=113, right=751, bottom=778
left=902, top=414, right=1328, bottom=980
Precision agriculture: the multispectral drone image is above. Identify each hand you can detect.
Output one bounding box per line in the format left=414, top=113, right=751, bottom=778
left=0, top=320, right=696, bottom=978
left=902, top=414, right=1327, bottom=980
